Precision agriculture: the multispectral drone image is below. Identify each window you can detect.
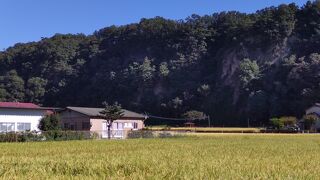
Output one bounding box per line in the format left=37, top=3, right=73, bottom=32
left=17, top=123, right=31, bottom=131
left=112, top=122, right=124, bottom=130
left=112, top=122, right=117, bottom=129
left=82, top=122, right=91, bottom=130
left=0, top=123, right=15, bottom=132
left=63, top=123, right=75, bottom=130
left=70, top=124, right=75, bottom=130
left=133, top=122, right=138, bottom=129
left=124, top=123, right=133, bottom=128
left=64, top=123, right=70, bottom=129
left=118, top=123, right=123, bottom=129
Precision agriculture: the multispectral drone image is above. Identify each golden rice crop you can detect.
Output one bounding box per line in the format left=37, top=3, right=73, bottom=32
left=0, top=134, right=320, bottom=179
left=147, top=127, right=261, bottom=133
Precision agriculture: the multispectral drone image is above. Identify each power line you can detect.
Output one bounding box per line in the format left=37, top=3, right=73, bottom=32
left=146, top=113, right=209, bottom=121
left=146, top=114, right=187, bottom=121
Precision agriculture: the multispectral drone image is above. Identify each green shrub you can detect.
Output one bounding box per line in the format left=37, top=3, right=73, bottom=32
left=127, top=130, right=154, bottom=139
left=42, top=131, right=86, bottom=141
left=279, top=116, right=297, bottom=126
left=0, top=131, right=43, bottom=142
left=303, top=114, right=319, bottom=131
left=270, top=116, right=297, bottom=129
left=90, top=132, right=100, bottom=139
left=270, top=118, right=284, bottom=129
left=158, top=132, right=173, bottom=138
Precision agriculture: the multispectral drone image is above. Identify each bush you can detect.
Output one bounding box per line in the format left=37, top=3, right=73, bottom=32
left=279, top=116, right=297, bottom=126
left=158, top=132, right=173, bottom=138
left=0, top=131, right=43, bottom=142
left=270, top=118, right=284, bottom=129
left=270, top=116, right=297, bottom=129
left=90, top=132, right=100, bottom=139
left=38, top=114, right=61, bottom=131
left=42, top=131, right=86, bottom=141
left=303, top=114, right=319, bottom=131
left=127, top=130, right=154, bottom=139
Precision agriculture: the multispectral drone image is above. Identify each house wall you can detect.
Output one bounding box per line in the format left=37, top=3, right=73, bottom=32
left=0, top=108, right=47, bottom=132
left=60, top=109, right=145, bottom=139
left=59, top=110, right=91, bottom=130
left=90, top=118, right=145, bottom=131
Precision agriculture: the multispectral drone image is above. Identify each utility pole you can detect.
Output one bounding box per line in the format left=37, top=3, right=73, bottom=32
left=208, top=115, right=211, bottom=127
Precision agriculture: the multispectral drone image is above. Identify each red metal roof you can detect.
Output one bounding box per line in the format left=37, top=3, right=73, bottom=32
left=0, top=102, right=40, bottom=109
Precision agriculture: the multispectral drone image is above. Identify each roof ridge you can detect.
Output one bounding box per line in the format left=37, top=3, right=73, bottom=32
left=68, top=106, right=107, bottom=109
left=65, top=106, right=145, bottom=118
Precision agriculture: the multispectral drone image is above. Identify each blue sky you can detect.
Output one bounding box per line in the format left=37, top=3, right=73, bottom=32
left=0, top=0, right=309, bottom=50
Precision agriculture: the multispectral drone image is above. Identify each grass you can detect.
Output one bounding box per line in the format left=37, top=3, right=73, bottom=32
left=1, top=134, right=320, bottom=179
left=146, top=126, right=261, bottom=133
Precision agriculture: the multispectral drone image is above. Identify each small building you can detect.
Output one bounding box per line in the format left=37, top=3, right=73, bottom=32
left=0, top=102, right=52, bottom=132
left=59, top=106, right=146, bottom=139
left=305, top=103, right=320, bottom=130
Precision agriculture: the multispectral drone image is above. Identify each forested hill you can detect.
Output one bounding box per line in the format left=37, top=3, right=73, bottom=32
left=1, top=1, right=320, bottom=126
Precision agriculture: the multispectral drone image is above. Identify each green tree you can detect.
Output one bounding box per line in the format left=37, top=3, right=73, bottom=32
left=239, top=59, right=260, bottom=87
left=247, top=90, right=269, bottom=122
left=0, top=70, right=25, bottom=101
left=303, top=114, right=319, bottom=131
left=279, top=116, right=297, bottom=126
left=38, top=114, right=61, bottom=131
left=183, top=110, right=206, bottom=121
left=197, top=84, right=210, bottom=97
left=0, top=88, right=8, bottom=101
left=171, top=97, right=183, bottom=109
left=159, top=62, right=170, bottom=77
left=99, top=102, right=124, bottom=139
left=26, top=77, right=48, bottom=103
left=140, top=57, right=156, bottom=82
left=270, top=118, right=284, bottom=129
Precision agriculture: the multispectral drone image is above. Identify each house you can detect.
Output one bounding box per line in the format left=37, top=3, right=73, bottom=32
left=0, top=102, right=53, bottom=132
left=59, top=106, right=147, bottom=139
left=305, top=103, right=320, bottom=130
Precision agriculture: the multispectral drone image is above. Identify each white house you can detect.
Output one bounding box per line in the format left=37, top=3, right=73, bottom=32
left=0, top=102, right=53, bottom=132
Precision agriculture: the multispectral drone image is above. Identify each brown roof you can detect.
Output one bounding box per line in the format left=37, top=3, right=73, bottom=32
left=66, top=106, right=146, bottom=119
left=0, top=102, right=59, bottom=111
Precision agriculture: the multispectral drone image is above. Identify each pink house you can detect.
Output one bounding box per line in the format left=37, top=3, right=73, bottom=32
left=59, top=106, right=146, bottom=139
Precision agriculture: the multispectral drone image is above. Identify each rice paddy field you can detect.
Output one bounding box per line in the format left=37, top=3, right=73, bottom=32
left=1, top=134, right=320, bottom=179
left=146, top=126, right=261, bottom=133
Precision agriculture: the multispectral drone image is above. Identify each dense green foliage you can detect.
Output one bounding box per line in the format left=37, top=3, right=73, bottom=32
left=99, top=102, right=124, bottom=121
left=269, top=116, right=298, bottom=129
left=99, top=102, right=124, bottom=139
left=303, top=114, right=319, bottom=130
left=1, top=1, right=320, bottom=125
left=38, top=114, right=61, bottom=131
left=0, top=131, right=89, bottom=142
left=183, top=110, right=206, bottom=121
left=1, top=135, right=320, bottom=179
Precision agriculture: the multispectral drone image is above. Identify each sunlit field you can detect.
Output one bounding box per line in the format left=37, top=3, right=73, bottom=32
left=1, top=134, right=320, bottom=179
left=146, top=126, right=261, bottom=133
